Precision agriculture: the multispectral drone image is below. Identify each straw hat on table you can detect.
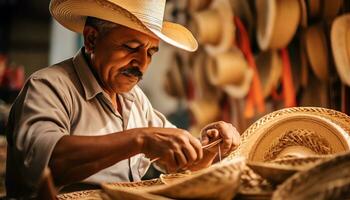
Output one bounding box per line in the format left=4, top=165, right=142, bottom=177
left=255, top=51, right=283, bottom=98
left=273, top=152, right=350, bottom=200
left=224, top=107, right=350, bottom=162
left=305, top=24, right=329, bottom=81
left=256, top=0, right=301, bottom=50
left=50, top=0, right=198, bottom=52
left=206, top=48, right=254, bottom=99
left=102, top=158, right=245, bottom=200
left=189, top=0, right=235, bottom=55
left=331, top=14, right=350, bottom=87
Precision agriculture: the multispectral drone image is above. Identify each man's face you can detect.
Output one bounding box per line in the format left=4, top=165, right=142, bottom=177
left=86, top=25, right=160, bottom=94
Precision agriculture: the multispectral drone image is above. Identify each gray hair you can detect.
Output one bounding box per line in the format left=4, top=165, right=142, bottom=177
left=85, top=16, right=119, bottom=35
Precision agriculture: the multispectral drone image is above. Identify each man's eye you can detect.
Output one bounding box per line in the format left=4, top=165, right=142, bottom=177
left=123, top=45, right=137, bottom=51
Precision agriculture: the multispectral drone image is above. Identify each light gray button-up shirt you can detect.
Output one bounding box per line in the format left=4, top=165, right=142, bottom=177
left=6, top=48, right=175, bottom=197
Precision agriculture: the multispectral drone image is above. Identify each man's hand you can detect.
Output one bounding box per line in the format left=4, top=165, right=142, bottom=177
left=201, top=121, right=240, bottom=156
left=140, top=127, right=203, bottom=173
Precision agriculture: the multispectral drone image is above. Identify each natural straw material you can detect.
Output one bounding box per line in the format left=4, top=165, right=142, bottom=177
left=256, top=0, right=300, bottom=50
left=272, top=152, right=350, bottom=200
left=50, top=0, right=198, bottom=52
left=331, top=14, right=350, bottom=87
left=225, top=107, right=350, bottom=161
left=102, top=158, right=245, bottom=200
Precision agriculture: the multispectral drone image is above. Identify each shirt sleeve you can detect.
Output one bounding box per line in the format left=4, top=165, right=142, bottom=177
left=6, top=76, right=70, bottom=191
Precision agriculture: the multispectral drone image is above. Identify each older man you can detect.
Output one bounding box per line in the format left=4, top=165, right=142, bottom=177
left=5, top=0, right=240, bottom=198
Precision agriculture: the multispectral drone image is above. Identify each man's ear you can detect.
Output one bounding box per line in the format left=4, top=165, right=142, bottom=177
left=83, top=26, right=99, bottom=54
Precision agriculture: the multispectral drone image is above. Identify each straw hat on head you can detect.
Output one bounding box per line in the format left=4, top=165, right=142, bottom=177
left=49, top=0, right=198, bottom=52
left=225, top=107, right=350, bottom=162
left=305, top=24, right=329, bottom=81
left=206, top=48, right=253, bottom=99
left=256, top=0, right=300, bottom=50
left=255, top=51, right=283, bottom=98
left=189, top=0, right=234, bottom=55
left=331, top=14, right=350, bottom=87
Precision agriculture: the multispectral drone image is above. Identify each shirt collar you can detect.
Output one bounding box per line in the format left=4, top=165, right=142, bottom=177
left=72, top=47, right=136, bottom=102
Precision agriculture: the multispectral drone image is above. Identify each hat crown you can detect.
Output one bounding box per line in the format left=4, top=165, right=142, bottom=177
left=108, top=0, right=166, bottom=31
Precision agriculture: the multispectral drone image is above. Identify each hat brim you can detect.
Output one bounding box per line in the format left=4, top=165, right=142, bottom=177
left=224, top=107, right=350, bottom=161
left=331, top=14, right=350, bottom=87
left=49, top=0, right=198, bottom=52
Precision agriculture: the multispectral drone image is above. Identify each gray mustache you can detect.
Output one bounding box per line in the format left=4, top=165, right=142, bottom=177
left=120, top=67, right=143, bottom=80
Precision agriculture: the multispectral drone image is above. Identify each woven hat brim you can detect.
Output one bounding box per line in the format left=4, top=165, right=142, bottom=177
left=224, top=107, right=350, bottom=161
left=331, top=14, right=350, bottom=87
left=49, top=0, right=198, bottom=52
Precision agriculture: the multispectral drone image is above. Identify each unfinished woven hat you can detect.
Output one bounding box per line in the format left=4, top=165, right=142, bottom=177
left=256, top=0, right=300, bottom=50
left=102, top=157, right=245, bottom=200
left=255, top=50, right=283, bottom=98
left=189, top=0, right=234, bottom=55
left=187, top=0, right=213, bottom=12
left=247, top=155, right=332, bottom=184
left=272, top=151, right=350, bottom=200
left=305, top=23, right=329, bottom=81
left=206, top=48, right=253, bottom=98
left=331, top=14, right=350, bottom=87
left=57, top=189, right=105, bottom=200
left=49, top=0, right=198, bottom=52
left=224, top=107, right=350, bottom=162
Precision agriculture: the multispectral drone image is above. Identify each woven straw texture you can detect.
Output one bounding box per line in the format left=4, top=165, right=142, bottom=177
left=57, top=190, right=105, bottom=200
left=272, top=152, right=350, bottom=200
left=225, top=107, right=350, bottom=161
left=102, top=158, right=244, bottom=200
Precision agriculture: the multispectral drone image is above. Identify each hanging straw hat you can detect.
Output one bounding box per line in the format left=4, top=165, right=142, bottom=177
left=307, top=0, right=321, bottom=19
left=305, top=24, right=329, bottom=81
left=102, top=158, right=245, bottom=200
left=49, top=0, right=198, bottom=52
left=187, top=0, right=213, bottom=12
left=163, top=53, right=187, bottom=98
left=321, top=0, right=343, bottom=20
left=272, top=152, right=350, bottom=200
left=188, top=99, right=220, bottom=128
left=255, top=51, right=283, bottom=98
left=192, top=49, right=221, bottom=100
left=206, top=48, right=254, bottom=98
left=256, top=0, right=301, bottom=50
left=189, top=0, right=234, bottom=55
left=331, top=14, right=350, bottom=87
left=224, top=107, right=350, bottom=162
left=299, top=0, right=308, bottom=27
left=230, top=0, right=254, bottom=37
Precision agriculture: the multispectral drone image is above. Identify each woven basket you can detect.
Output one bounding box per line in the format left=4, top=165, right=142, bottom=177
left=272, top=152, right=350, bottom=200
left=102, top=157, right=244, bottom=200
left=225, top=107, right=350, bottom=161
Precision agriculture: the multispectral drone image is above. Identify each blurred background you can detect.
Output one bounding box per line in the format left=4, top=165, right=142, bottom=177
left=0, top=0, right=350, bottom=196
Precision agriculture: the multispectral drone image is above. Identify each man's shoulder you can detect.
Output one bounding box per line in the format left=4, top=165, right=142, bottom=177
left=30, top=58, right=76, bottom=82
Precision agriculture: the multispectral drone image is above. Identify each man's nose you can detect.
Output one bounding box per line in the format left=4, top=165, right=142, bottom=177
left=132, top=49, right=149, bottom=71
